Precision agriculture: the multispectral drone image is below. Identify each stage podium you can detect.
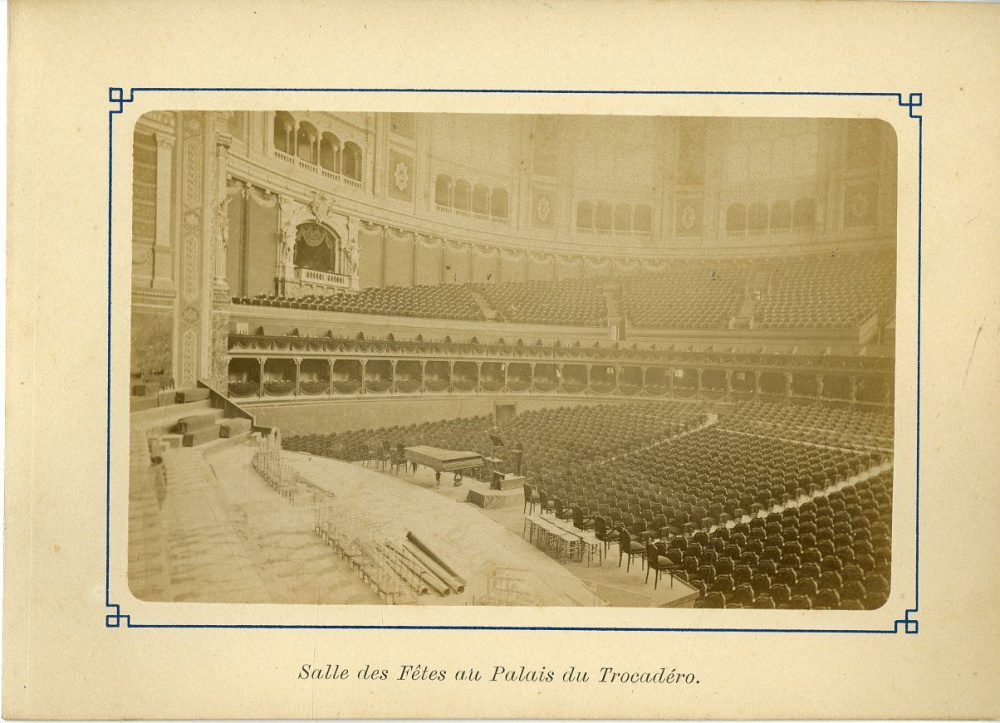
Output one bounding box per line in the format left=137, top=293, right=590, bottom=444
left=491, top=471, right=526, bottom=491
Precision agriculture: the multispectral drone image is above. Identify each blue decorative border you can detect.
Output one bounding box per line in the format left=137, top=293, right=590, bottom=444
left=107, top=87, right=922, bottom=634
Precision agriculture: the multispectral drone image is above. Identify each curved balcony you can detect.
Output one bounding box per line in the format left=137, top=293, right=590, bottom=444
left=332, top=380, right=363, bottom=395
left=560, top=382, right=587, bottom=394
left=228, top=381, right=260, bottom=398
left=589, top=382, right=616, bottom=395
left=365, top=380, right=393, bottom=394
left=423, top=380, right=450, bottom=393
left=263, top=380, right=296, bottom=396
left=299, top=380, right=331, bottom=395
left=394, top=380, right=422, bottom=393
left=506, top=379, right=531, bottom=392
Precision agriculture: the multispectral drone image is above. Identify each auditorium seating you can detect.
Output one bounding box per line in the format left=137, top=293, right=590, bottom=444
left=721, top=401, right=894, bottom=449
left=235, top=283, right=486, bottom=322
left=231, top=249, right=896, bottom=335
left=753, top=251, right=895, bottom=330
left=283, top=415, right=494, bottom=464
left=621, top=262, right=750, bottom=330
left=495, top=401, right=705, bottom=476
left=687, top=469, right=894, bottom=610
left=535, top=424, right=884, bottom=545
left=478, top=279, right=608, bottom=327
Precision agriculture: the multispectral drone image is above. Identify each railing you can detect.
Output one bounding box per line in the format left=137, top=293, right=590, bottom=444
left=394, top=380, right=422, bottom=393
left=434, top=204, right=511, bottom=227
left=227, top=381, right=260, bottom=398
left=332, top=380, right=363, bottom=394
left=364, top=380, right=393, bottom=393
left=452, top=380, right=477, bottom=392
left=296, top=267, right=351, bottom=288
left=299, top=380, right=331, bottom=395
left=263, top=380, right=296, bottom=396
left=272, top=149, right=363, bottom=191
left=576, top=227, right=652, bottom=239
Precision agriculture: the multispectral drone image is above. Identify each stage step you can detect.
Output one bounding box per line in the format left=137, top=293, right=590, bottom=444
left=145, top=408, right=224, bottom=438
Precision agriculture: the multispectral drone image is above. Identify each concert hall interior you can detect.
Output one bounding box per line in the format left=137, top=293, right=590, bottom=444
left=129, top=111, right=896, bottom=610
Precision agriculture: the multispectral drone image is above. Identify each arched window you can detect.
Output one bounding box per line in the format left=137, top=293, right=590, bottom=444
left=748, top=201, right=769, bottom=232
left=770, top=200, right=792, bottom=231
left=793, top=197, right=817, bottom=229
left=294, top=222, right=339, bottom=274
left=342, top=141, right=363, bottom=181
left=726, top=203, right=747, bottom=233
left=576, top=201, right=594, bottom=229
left=435, top=174, right=452, bottom=207
left=454, top=179, right=471, bottom=211
left=472, top=184, right=490, bottom=215
left=273, top=112, right=295, bottom=154
left=595, top=202, right=613, bottom=231
left=633, top=204, right=652, bottom=233
left=319, top=132, right=340, bottom=173
left=490, top=188, right=509, bottom=218
left=614, top=203, right=632, bottom=231
left=296, top=121, right=318, bottom=164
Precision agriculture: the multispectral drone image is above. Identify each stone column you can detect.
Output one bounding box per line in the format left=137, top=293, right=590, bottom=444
left=209, top=112, right=234, bottom=389
left=152, top=132, right=175, bottom=290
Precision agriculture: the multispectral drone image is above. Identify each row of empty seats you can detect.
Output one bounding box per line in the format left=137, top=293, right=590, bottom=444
left=534, top=425, right=884, bottom=542
left=622, top=263, right=750, bottom=330
left=283, top=415, right=493, bottom=463
left=477, top=278, right=608, bottom=327
left=235, top=284, right=485, bottom=321
left=753, top=251, right=895, bottom=330
left=721, top=400, right=894, bottom=449
left=231, top=248, right=895, bottom=332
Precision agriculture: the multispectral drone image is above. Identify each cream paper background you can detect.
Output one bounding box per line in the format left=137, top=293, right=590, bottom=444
left=4, top=0, right=999, bottom=718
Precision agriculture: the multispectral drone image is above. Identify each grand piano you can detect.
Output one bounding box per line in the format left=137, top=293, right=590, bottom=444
left=403, top=445, right=484, bottom=485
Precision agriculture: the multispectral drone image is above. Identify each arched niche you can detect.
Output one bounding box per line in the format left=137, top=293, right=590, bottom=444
left=294, top=222, right=341, bottom=274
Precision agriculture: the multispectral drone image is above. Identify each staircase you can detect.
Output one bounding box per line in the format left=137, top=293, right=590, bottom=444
left=732, top=267, right=774, bottom=329
left=469, top=287, right=500, bottom=321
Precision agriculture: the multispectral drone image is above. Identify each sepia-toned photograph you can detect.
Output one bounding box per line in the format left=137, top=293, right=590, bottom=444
left=128, top=111, right=897, bottom=611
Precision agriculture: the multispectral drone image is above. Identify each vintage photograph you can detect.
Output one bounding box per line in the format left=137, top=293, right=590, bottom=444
left=128, top=111, right=897, bottom=610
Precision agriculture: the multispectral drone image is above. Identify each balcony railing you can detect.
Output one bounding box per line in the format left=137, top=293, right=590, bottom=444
left=435, top=204, right=511, bottom=227
left=273, top=149, right=363, bottom=190
left=299, top=380, right=330, bottom=395
left=263, top=380, right=296, bottom=396
left=228, top=381, right=260, bottom=398
left=332, top=380, right=363, bottom=394
left=575, top=227, right=652, bottom=239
